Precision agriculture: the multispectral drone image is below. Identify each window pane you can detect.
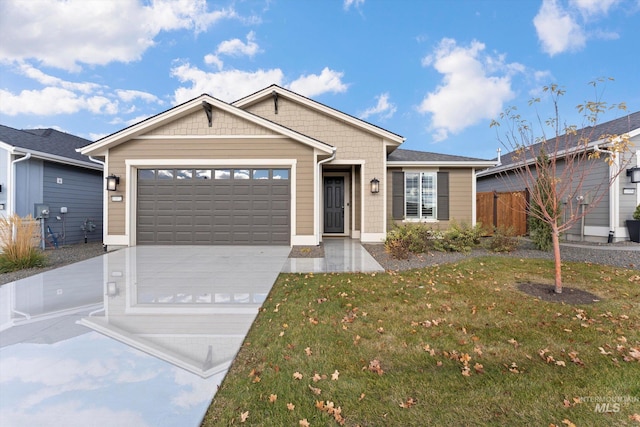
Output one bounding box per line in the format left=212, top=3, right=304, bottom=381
left=176, top=169, right=193, bottom=179
left=234, top=169, right=250, bottom=179
left=405, top=173, right=419, bottom=218
left=138, top=169, right=155, bottom=180
left=252, top=169, right=269, bottom=180
left=196, top=170, right=211, bottom=179
left=157, top=169, right=174, bottom=179
left=215, top=169, right=230, bottom=179
left=272, top=169, right=289, bottom=180
left=421, top=173, right=436, bottom=219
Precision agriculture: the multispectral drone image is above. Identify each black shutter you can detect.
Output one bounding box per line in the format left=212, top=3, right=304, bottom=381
left=437, top=171, right=449, bottom=220
left=392, top=171, right=404, bottom=220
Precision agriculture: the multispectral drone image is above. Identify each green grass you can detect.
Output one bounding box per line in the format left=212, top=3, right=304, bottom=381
left=202, top=257, right=640, bottom=426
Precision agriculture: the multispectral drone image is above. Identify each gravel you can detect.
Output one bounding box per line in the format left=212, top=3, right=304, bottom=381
left=0, top=242, right=105, bottom=285
left=2, top=239, right=638, bottom=286
left=364, top=239, right=640, bottom=271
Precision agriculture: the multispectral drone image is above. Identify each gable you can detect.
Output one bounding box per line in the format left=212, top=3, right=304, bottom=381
left=145, top=108, right=279, bottom=137
left=79, top=94, right=334, bottom=157
left=242, top=95, right=388, bottom=154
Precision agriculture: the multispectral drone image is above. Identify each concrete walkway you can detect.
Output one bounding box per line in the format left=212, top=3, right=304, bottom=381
left=281, top=238, right=384, bottom=273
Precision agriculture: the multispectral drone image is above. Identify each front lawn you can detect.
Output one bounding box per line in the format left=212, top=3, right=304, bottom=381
left=202, top=257, right=640, bottom=426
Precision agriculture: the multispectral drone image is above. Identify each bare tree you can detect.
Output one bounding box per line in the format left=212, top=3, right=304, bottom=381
left=490, top=80, right=633, bottom=293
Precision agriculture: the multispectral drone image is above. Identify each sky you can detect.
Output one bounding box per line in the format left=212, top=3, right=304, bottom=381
left=1, top=0, right=639, bottom=160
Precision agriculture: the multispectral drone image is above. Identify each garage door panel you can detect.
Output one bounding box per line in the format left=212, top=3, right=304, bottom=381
left=138, top=168, right=290, bottom=245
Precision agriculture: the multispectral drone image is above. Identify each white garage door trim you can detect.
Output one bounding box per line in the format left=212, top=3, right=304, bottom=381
left=124, top=159, right=298, bottom=246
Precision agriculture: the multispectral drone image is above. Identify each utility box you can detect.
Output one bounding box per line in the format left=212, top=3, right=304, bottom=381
left=34, top=204, right=49, bottom=219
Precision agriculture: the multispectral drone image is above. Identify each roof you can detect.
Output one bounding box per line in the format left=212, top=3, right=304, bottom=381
left=79, top=92, right=335, bottom=156
left=0, top=124, right=102, bottom=170
left=387, top=148, right=495, bottom=167
left=232, top=84, right=405, bottom=145
left=479, top=111, right=640, bottom=177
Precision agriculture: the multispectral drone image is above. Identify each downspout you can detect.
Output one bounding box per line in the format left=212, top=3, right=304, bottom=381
left=10, top=153, right=32, bottom=216
left=594, top=144, right=619, bottom=242
left=316, top=149, right=337, bottom=245
left=88, top=157, right=107, bottom=250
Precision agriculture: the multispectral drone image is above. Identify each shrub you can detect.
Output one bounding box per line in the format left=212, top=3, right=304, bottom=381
left=634, top=204, right=640, bottom=220
left=487, top=225, right=520, bottom=252
left=384, top=223, right=441, bottom=259
left=432, top=221, right=483, bottom=253
left=0, top=214, right=46, bottom=273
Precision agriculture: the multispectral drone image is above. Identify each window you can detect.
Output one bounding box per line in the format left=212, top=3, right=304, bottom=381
left=405, top=172, right=437, bottom=220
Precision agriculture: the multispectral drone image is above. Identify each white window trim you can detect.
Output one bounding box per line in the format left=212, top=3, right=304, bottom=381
left=404, top=171, right=438, bottom=221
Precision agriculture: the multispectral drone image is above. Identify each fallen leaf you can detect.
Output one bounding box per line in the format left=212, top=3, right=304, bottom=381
left=474, top=363, right=484, bottom=374
left=312, top=373, right=322, bottom=382
left=308, top=384, right=322, bottom=395
left=331, top=370, right=340, bottom=381
left=287, top=402, right=295, bottom=411
left=293, top=372, right=303, bottom=380
left=367, top=359, right=384, bottom=375
left=240, top=411, right=249, bottom=423
left=629, top=413, right=640, bottom=422
left=269, top=394, right=277, bottom=403
left=562, top=419, right=576, bottom=427
left=299, top=419, right=310, bottom=427
left=305, top=347, right=313, bottom=356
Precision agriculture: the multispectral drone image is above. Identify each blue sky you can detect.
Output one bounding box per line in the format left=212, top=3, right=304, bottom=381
left=1, top=0, right=638, bottom=159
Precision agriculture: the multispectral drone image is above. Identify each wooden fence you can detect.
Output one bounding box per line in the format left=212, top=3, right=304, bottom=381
left=476, top=191, right=528, bottom=236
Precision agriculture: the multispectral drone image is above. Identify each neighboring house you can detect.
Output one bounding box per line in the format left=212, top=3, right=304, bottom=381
left=0, top=125, right=104, bottom=246
left=78, top=85, right=494, bottom=248
left=476, top=111, right=640, bottom=243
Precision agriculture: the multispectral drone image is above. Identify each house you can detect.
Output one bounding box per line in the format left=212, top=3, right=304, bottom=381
left=78, top=85, right=495, bottom=249
left=0, top=125, right=104, bottom=246
left=476, top=111, right=640, bottom=242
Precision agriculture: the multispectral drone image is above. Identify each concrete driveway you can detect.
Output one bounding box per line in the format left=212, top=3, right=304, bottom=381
left=0, top=245, right=291, bottom=427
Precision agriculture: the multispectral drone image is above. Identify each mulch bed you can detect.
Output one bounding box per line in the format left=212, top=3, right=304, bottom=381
left=517, top=282, right=602, bottom=304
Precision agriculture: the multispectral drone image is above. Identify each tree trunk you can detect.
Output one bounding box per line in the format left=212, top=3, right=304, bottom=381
left=551, top=225, right=562, bottom=293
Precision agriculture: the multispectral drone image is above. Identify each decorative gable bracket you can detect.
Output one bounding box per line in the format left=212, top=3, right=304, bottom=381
left=272, top=90, right=278, bottom=114
left=202, top=101, right=213, bottom=127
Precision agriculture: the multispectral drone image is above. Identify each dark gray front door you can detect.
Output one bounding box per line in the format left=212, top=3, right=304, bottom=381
left=324, top=177, right=344, bottom=233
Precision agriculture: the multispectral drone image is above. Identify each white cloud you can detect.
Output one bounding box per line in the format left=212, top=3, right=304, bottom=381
left=344, top=0, right=365, bottom=10
left=170, top=63, right=347, bottom=104
left=171, top=63, right=285, bottom=103
left=570, top=0, right=620, bottom=16
left=418, top=38, right=516, bottom=142
left=359, top=93, right=397, bottom=120
left=0, top=87, right=119, bottom=116
left=533, top=0, right=586, bottom=56
left=116, top=89, right=162, bottom=104
left=216, top=31, right=261, bottom=57
left=204, top=54, right=224, bottom=71
left=0, top=0, right=238, bottom=71
left=287, top=67, right=348, bottom=98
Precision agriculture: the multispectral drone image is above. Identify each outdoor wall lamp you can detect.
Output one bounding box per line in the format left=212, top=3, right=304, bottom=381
left=370, top=178, right=380, bottom=194
left=105, top=174, right=120, bottom=191
left=627, top=166, right=640, bottom=184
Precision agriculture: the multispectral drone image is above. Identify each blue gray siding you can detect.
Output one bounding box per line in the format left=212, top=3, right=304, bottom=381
left=15, top=158, right=44, bottom=218
left=42, top=163, right=103, bottom=245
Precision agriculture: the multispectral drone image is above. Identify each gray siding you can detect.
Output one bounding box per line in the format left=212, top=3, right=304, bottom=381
left=15, top=158, right=44, bottom=218
left=43, top=162, right=103, bottom=245
left=477, top=156, right=612, bottom=238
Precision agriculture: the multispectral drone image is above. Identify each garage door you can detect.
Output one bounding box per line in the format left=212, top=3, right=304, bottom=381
left=137, top=168, right=290, bottom=245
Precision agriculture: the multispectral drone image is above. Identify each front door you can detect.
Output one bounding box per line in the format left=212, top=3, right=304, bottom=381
left=324, top=177, right=344, bottom=233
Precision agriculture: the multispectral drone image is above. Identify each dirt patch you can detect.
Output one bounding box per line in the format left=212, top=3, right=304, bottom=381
left=289, top=243, right=324, bottom=258
left=517, top=282, right=602, bottom=305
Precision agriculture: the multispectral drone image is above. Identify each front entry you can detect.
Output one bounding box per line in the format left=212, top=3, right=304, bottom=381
left=324, top=176, right=344, bottom=233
